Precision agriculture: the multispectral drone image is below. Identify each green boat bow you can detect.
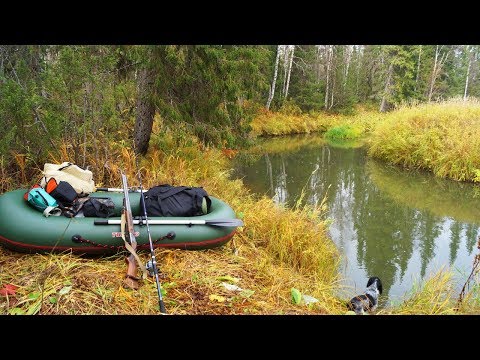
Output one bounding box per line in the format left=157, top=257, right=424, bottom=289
left=0, top=189, right=242, bottom=254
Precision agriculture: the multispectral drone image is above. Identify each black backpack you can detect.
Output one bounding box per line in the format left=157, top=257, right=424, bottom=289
left=83, top=197, right=115, bottom=218
left=140, top=184, right=211, bottom=217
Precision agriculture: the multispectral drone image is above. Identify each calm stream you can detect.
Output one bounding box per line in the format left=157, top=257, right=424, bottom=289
left=231, top=134, right=480, bottom=305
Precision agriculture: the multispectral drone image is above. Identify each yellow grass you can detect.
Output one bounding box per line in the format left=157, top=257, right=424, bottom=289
left=250, top=107, right=380, bottom=139
left=368, top=99, right=480, bottom=182
left=380, top=269, right=458, bottom=315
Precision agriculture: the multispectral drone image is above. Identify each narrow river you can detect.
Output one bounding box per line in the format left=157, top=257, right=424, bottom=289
left=231, top=134, right=480, bottom=306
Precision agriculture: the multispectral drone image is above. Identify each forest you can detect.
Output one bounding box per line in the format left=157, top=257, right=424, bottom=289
left=0, top=45, right=479, bottom=315
left=1, top=45, right=479, bottom=185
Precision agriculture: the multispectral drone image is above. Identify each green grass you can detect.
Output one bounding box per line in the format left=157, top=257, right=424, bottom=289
left=324, top=125, right=362, bottom=141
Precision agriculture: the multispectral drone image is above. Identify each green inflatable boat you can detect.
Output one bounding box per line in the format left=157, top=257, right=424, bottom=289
left=0, top=189, right=242, bottom=254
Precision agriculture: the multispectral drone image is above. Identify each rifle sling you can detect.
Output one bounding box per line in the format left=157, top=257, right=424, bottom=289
left=121, top=213, right=148, bottom=280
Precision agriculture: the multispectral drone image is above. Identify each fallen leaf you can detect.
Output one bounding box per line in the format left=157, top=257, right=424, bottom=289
left=0, top=284, right=18, bottom=296
left=58, top=286, right=72, bottom=296
left=9, top=307, right=26, bottom=315
left=209, top=294, right=226, bottom=303
left=222, top=282, right=243, bottom=292
left=28, top=291, right=40, bottom=300
left=291, top=288, right=302, bottom=305
left=302, top=294, right=319, bottom=305
left=239, top=289, right=254, bottom=298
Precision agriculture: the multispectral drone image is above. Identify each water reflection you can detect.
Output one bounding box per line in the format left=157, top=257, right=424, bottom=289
left=232, top=134, right=480, bottom=304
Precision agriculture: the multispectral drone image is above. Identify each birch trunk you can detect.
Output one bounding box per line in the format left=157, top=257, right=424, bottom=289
left=282, top=46, right=289, bottom=97
left=330, top=66, right=335, bottom=109
left=428, top=45, right=440, bottom=102
left=329, top=46, right=336, bottom=109
left=266, top=45, right=281, bottom=110
left=464, top=46, right=471, bottom=101
left=315, top=46, right=322, bottom=82
left=324, top=46, right=331, bottom=110
left=343, top=45, right=352, bottom=89
left=414, top=45, right=422, bottom=93
left=355, top=45, right=362, bottom=98
left=428, top=45, right=449, bottom=102
left=284, top=46, right=295, bottom=100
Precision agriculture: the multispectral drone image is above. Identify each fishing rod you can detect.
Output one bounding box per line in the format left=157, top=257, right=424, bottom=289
left=134, top=162, right=167, bottom=314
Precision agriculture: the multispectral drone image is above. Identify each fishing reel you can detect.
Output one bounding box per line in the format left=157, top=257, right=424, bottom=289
left=145, top=259, right=156, bottom=277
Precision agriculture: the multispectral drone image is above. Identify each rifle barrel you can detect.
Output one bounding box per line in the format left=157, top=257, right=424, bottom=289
left=121, top=172, right=140, bottom=290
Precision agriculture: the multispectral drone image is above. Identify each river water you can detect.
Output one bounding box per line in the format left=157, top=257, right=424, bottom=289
left=231, top=134, right=480, bottom=305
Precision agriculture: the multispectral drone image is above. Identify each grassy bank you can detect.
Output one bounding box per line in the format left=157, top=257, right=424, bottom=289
left=368, top=99, right=480, bottom=182
left=247, top=99, right=480, bottom=314
left=250, top=105, right=381, bottom=139
left=252, top=99, right=480, bottom=184
left=0, top=128, right=344, bottom=315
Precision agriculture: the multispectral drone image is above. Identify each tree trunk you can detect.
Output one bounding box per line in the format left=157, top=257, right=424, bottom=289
left=343, top=45, right=352, bottom=89
left=282, top=46, right=289, bottom=97
left=355, top=45, right=362, bottom=98
left=428, top=45, right=449, bottom=102
left=464, top=46, right=471, bottom=101
left=380, top=62, right=394, bottom=112
left=315, top=46, right=322, bottom=82
left=330, top=65, right=335, bottom=109
left=266, top=45, right=281, bottom=110
left=428, top=45, right=440, bottom=102
left=414, top=45, right=422, bottom=93
left=324, top=46, right=331, bottom=110
left=284, top=46, right=295, bottom=100
left=329, top=46, right=336, bottom=109
left=134, top=67, right=156, bottom=155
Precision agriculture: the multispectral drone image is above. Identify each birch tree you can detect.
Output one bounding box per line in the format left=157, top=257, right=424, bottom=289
left=324, top=45, right=332, bottom=109
left=414, top=45, right=422, bottom=93
left=282, top=46, right=289, bottom=97
left=284, top=45, right=295, bottom=101
left=464, top=45, right=472, bottom=101
left=343, top=45, right=352, bottom=89
left=427, top=45, right=450, bottom=102
left=266, top=45, right=281, bottom=110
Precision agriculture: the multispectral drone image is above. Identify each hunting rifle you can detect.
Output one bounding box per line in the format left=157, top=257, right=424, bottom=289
left=121, top=171, right=145, bottom=291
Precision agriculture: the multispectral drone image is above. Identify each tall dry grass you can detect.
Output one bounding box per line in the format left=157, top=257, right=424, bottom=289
left=380, top=269, right=458, bottom=315
left=368, top=99, right=480, bottom=182
left=250, top=106, right=381, bottom=139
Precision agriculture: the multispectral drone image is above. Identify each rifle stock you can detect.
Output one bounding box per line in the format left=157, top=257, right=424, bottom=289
left=124, top=254, right=140, bottom=289
left=121, top=172, right=141, bottom=290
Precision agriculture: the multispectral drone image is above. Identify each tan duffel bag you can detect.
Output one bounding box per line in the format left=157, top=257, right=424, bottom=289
left=40, top=162, right=96, bottom=196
